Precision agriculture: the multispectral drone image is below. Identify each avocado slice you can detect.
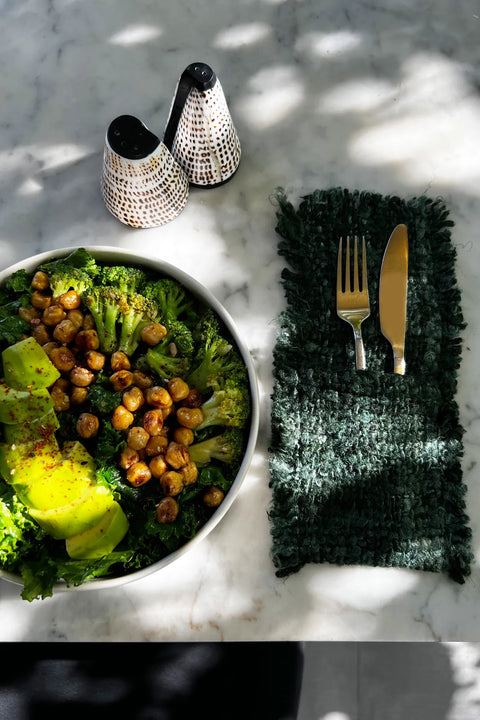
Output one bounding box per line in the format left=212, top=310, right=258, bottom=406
left=0, top=383, right=54, bottom=425
left=2, top=337, right=60, bottom=390
left=4, top=441, right=97, bottom=511
left=28, top=485, right=115, bottom=539
left=61, top=440, right=96, bottom=473
left=66, top=501, right=129, bottom=559
left=0, top=438, right=61, bottom=487
left=2, top=408, right=59, bottom=445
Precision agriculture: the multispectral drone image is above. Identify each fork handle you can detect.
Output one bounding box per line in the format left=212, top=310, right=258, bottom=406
left=353, top=328, right=366, bottom=371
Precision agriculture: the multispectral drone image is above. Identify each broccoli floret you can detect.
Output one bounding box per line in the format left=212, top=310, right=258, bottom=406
left=187, top=313, right=246, bottom=394
left=192, top=308, right=221, bottom=346
left=49, top=267, right=92, bottom=298
left=100, top=265, right=148, bottom=294
left=188, top=428, right=245, bottom=467
left=84, top=286, right=123, bottom=353
left=197, top=377, right=250, bottom=430
left=167, top=320, right=195, bottom=357
left=145, top=336, right=191, bottom=383
left=117, top=292, right=159, bottom=356
left=143, top=278, right=193, bottom=324
left=40, top=248, right=99, bottom=298
left=85, top=287, right=158, bottom=356
left=144, top=319, right=194, bottom=383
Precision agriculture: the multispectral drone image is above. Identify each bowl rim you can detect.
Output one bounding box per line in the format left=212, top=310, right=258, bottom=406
left=0, top=245, right=260, bottom=593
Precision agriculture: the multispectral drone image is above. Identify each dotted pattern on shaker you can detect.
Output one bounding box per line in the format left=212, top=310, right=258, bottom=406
left=171, top=80, right=241, bottom=186
left=101, top=143, right=189, bottom=228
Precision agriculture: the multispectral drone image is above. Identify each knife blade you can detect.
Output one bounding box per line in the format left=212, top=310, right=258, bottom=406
left=379, top=224, right=408, bottom=375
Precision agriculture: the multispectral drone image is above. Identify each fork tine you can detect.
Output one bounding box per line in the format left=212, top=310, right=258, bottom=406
left=361, top=235, right=367, bottom=293
left=337, top=237, right=343, bottom=294
left=353, top=235, right=359, bottom=292
left=345, top=235, right=350, bottom=292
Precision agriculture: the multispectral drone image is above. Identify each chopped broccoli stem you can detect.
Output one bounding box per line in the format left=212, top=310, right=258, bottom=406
left=84, top=286, right=123, bottom=353
left=117, top=293, right=158, bottom=356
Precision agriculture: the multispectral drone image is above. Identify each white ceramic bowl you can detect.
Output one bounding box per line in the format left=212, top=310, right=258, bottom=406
left=0, top=246, right=259, bottom=593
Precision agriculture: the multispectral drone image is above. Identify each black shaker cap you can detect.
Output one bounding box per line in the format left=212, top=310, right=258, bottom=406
left=107, top=115, right=160, bottom=159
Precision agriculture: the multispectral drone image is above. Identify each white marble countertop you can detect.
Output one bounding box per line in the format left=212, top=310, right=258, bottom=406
left=1, top=0, right=480, bottom=641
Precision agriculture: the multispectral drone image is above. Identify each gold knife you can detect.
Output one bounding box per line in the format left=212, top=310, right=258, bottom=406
left=379, top=224, right=409, bottom=374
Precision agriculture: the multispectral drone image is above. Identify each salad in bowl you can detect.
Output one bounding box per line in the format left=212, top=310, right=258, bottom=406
left=0, top=247, right=258, bottom=600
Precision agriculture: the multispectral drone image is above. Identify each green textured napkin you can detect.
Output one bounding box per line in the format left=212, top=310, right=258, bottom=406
left=269, top=188, right=472, bottom=583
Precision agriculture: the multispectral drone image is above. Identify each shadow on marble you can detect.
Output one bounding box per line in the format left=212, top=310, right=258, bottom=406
left=298, top=642, right=480, bottom=720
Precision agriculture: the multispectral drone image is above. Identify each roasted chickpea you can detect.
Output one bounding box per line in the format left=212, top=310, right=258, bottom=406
left=160, top=470, right=184, bottom=497
left=145, top=386, right=172, bottom=410
left=176, top=407, right=203, bottom=429
left=145, top=435, right=168, bottom=456
left=131, top=370, right=153, bottom=389
left=122, top=386, right=144, bottom=413
left=30, top=290, right=51, bottom=310
left=203, top=486, right=225, bottom=507
left=119, top=446, right=140, bottom=470
left=70, top=386, right=88, bottom=405
left=18, top=306, right=41, bottom=324
left=58, top=290, right=81, bottom=310
left=110, top=369, right=133, bottom=391
left=149, top=454, right=168, bottom=479
left=156, top=496, right=179, bottom=523
left=31, top=270, right=49, bottom=291
left=50, top=346, right=76, bottom=372
left=181, top=461, right=198, bottom=486
left=126, top=461, right=152, bottom=487
left=168, top=377, right=190, bottom=402
left=32, top=322, right=51, bottom=346
left=111, top=351, right=131, bottom=371
left=67, top=308, right=84, bottom=329
left=182, top=388, right=203, bottom=408
left=173, top=426, right=194, bottom=446
left=42, top=341, right=59, bottom=357
left=70, top=366, right=95, bottom=387
left=52, top=377, right=70, bottom=393
left=127, top=426, right=150, bottom=451
left=143, top=408, right=164, bottom=436
left=75, top=329, right=100, bottom=351
left=85, top=350, right=105, bottom=371
left=50, top=385, right=70, bottom=413
left=42, top=304, right=66, bottom=327
left=53, top=318, right=78, bottom=344
left=112, top=405, right=134, bottom=431
left=140, top=322, right=167, bottom=346
left=76, top=412, right=99, bottom=438
left=82, top=314, right=96, bottom=330
left=165, top=441, right=190, bottom=469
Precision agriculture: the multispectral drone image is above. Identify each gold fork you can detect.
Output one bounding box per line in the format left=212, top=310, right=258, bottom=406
left=336, top=235, right=370, bottom=370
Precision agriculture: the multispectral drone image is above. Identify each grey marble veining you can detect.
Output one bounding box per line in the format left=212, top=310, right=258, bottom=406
left=1, top=0, right=480, bottom=640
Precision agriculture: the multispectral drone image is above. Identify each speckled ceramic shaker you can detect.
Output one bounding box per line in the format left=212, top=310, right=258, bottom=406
left=163, top=62, right=241, bottom=187
left=101, top=115, right=189, bottom=228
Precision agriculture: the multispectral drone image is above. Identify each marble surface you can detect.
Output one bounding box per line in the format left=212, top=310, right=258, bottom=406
left=1, top=0, right=480, bottom=641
